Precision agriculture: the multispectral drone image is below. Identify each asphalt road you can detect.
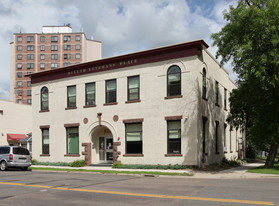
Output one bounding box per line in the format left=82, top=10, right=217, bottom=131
left=0, top=170, right=278, bottom=206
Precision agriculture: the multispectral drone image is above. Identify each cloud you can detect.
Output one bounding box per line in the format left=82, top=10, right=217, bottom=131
left=0, top=0, right=238, bottom=100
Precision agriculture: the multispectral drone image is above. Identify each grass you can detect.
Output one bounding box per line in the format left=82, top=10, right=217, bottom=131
left=29, top=167, right=193, bottom=176
left=247, top=164, right=279, bottom=175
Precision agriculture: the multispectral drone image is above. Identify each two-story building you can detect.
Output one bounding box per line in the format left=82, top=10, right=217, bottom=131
left=28, top=40, right=243, bottom=166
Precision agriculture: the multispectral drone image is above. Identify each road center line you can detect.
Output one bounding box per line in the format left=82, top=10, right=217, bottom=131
left=0, top=181, right=274, bottom=205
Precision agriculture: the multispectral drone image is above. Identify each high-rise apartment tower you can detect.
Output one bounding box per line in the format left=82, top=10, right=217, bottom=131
left=10, top=25, right=102, bottom=104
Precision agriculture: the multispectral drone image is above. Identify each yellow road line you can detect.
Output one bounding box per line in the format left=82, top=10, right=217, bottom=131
left=0, top=182, right=274, bottom=205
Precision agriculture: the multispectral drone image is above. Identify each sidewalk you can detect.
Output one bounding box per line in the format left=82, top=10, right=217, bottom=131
left=31, top=163, right=279, bottom=179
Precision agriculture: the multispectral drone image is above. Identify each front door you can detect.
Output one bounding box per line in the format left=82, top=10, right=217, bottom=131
left=99, top=137, right=113, bottom=163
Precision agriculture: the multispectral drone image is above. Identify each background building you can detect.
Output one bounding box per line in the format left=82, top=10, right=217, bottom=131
left=0, top=100, right=32, bottom=147
left=10, top=24, right=102, bottom=105
left=29, top=40, right=243, bottom=166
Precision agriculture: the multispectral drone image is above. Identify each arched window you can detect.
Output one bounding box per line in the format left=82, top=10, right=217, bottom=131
left=167, top=65, right=181, bottom=97
left=202, top=68, right=207, bottom=99
left=41, top=87, right=49, bottom=111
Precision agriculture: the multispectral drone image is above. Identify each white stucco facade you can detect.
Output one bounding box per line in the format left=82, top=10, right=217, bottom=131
left=29, top=40, right=243, bottom=166
left=0, top=100, right=32, bottom=146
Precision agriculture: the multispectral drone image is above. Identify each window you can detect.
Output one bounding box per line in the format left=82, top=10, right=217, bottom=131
left=51, top=63, right=58, bottom=69
left=17, top=72, right=22, bottom=78
left=127, top=75, right=139, bottom=101
left=64, top=45, right=71, bottom=50
left=27, top=99, right=32, bottom=105
left=75, top=44, right=80, bottom=50
left=230, top=127, right=232, bottom=152
left=40, top=36, right=45, bottom=42
left=17, top=54, right=22, bottom=60
left=125, top=123, right=142, bottom=154
left=51, top=36, right=58, bottom=42
left=64, top=62, right=70, bottom=67
left=17, top=45, right=22, bottom=51
left=202, top=68, right=207, bottom=99
left=51, top=54, right=58, bottom=60
left=27, top=54, right=34, bottom=60
left=64, top=36, right=71, bottom=42
left=202, top=117, right=207, bottom=155
left=41, top=87, right=49, bottom=111
left=17, top=90, right=22, bottom=96
left=215, top=121, right=219, bottom=154
left=67, top=85, right=76, bottom=107
left=167, top=120, right=181, bottom=154
left=27, top=36, right=34, bottom=42
left=27, top=45, right=34, bottom=51
left=40, top=63, right=45, bottom=69
left=106, top=79, right=116, bottom=103
left=76, top=35, right=80, bottom=41
left=40, top=45, right=45, bottom=51
left=51, top=45, right=58, bottom=51
left=27, top=63, right=34, bottom=69
left=27, top=72, right=33, bottom=75
left=40, top=54, right=45, bottom=60
left=27, top=81, right=31, bottom=87
left=85, top=82, right=95, bottom=106
left=42, top=129, right=49, bottom=154
left=17, top=81, right=22, bottom=87
left=76, top=53, right=80, bottom=59
left=64, top=54, right=71, bottom=59
left=27, top=90, right=31, bottom=96
left=224, top=88, right=227, bottom=110
left=224, top=123, right=227, bottom=151
left=17, top=99, right=22, bottom=104
left=167, top=65, right=181, bottom=96
left=66, top=127, right=79, bottom=154
left=17, top=36, right=22, bottom=42
left=215, top=81, right=219, bottom=106
left=17, top=63, right=22, bottom=69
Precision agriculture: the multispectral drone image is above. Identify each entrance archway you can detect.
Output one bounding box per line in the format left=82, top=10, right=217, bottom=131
left=90, top=125, right=114, bottom=164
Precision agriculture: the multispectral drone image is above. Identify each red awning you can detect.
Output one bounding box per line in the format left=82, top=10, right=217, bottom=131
left=7, top=133, right=27, bottom=141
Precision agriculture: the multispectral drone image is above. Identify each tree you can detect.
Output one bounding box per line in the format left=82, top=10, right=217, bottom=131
left=211, top=0, right=279, bottom=168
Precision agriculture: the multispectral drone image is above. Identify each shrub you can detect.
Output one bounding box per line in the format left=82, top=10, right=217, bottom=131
left=112, top=162, right=122, bottom=168
left=31, top=159, right=38, bottom=165
left=70, top=160, right=86, bottom=167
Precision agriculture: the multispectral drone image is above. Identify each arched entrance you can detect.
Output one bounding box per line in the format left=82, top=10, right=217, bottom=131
left=91, top=125, right=114, bottom=164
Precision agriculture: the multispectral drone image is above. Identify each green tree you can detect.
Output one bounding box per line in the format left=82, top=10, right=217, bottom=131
left=212, top=0, right=279, bottom=168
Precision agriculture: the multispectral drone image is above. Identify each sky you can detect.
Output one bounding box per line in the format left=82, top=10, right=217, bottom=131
left=0, top=0, right=238, bottom=100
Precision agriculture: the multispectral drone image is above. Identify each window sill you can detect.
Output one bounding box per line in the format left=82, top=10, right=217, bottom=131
left=215, top=152, right=220, bottom=155
left=230, top=151, right=233, bottom=153
left=103, top=102, right=118, bottom=106
left=164, top=95, right=183, bottom=100
left=224, top=151, right=228, bottom=154
left=39, top=110, right=50, bottom=113
left=125, top=100, right=141, bottom=104
left=65, top=107, right=77, bottom=110
left=64, top=154, right=80, bottom=157
left=83, top=104, right=96, bottom=108
left=123, top=154, right=144, bottom=157
left=215, top=103, right=220, bottom=107
left=40, top=154, right=50, bottom=157
left=203, top=153, right=208, bottom=156
left=164, top=154, right=182, bottom=157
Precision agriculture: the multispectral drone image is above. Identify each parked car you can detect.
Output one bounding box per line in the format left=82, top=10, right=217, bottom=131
left=0, top=146, right=31, bottom=171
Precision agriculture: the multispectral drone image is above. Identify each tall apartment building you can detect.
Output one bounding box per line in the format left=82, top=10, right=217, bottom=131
left=10, top=25, right=102, bottom=105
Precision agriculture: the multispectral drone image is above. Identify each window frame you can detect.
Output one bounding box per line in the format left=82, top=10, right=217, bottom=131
left=66, top=127, right=79, bottom=155
left=127, top=75, right=140, bottom=101
left=42, top=128, right=49, bottom=155
left=167, top=65, right=181, bottom=97
left=51, top=54, right=58, bottom=60
left=125, top=123, right=143, bottom=154
left=215, top=81, right=219, bottom=106
left=215, top=121, right=219, bottom=154
left=41, top=87, right=49, bottom=111
left=85, top=82, right=96, bottom=106
left=51, top=36, right=58, bottom=42
left=105, top=79, right=117, bottom=104
left=67, top=85, right=76, bottom=108
left=167, top=120, right=181, bottom=154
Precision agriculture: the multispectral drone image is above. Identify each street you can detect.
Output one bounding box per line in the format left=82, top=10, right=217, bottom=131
left=0, top=170, right=278, bottom=206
